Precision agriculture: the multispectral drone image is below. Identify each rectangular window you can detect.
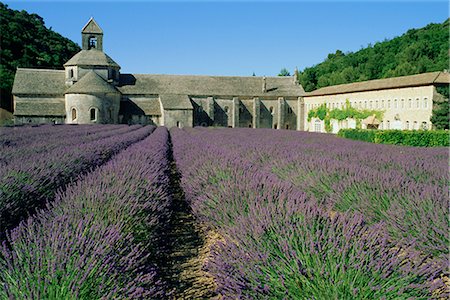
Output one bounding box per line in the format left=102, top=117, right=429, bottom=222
left=369, top=101, right=373, bottom=109
left=423, top=98, right=428, bottom=109
left=314, top=121, right=321, bottom=132
left=401, top=99, right=405, bottom=109
left=375, top=100, right=378, bottom=108
left=387, top=100, right=391, bottom=109
left=408, top=99, right=412, bottom=108
left=416, top=98, right=420, bottom=108
left=394, top=99, right=398, bottom=109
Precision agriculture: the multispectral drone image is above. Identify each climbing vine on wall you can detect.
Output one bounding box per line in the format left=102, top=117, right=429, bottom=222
left=307, top=100, right=384, bottom=132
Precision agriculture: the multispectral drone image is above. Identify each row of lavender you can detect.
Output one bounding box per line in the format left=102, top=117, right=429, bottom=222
left=0, top=125, right=139, bottom=163
left=180, top=128, right=448, bottom=258
left=0, top=125, right=154, bottom=236
left=171, top=127, right=448, bottom=298
left=1, top=127, right=172, bottom=298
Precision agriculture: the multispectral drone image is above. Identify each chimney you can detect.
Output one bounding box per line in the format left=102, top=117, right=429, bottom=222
left=262, top=76, right=267, bottom=93
left=294, top=67, right=299, bottom=85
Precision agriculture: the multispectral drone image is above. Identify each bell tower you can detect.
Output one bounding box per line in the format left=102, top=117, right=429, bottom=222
left=81, top=17, right=103, bottom=51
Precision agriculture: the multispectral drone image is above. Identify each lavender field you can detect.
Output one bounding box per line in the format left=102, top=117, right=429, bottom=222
left=0, top=125, right=448, bottom=299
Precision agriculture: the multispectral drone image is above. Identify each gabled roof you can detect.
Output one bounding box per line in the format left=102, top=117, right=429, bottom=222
left=159, top=94, right=192, bottom=110
left=117, top=74, right=305, bottom=97
left=82, top=17, right=103, bottom=34
left=12, top=69, right=65, bottom=95
left=305, top=71, right=450, bottom=97
left=65, top=71, right=118, bottom=94
left=64, top=50, right=120, bottom=68
left=14, top=98, right=65, bottom=116
left=120, top=97, right=162, bottom=116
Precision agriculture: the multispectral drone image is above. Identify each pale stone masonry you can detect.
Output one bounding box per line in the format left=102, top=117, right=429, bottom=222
left=303, top=72, right=450, bottom=132
left=12, top=18, right=449, bottom=131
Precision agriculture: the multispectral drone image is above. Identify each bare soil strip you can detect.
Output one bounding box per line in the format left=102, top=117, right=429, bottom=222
left=157, top=135, right=217, bottom=299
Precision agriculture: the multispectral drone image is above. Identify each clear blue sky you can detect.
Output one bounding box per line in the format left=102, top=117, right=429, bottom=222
left=4, top=1, right=449, bottom=76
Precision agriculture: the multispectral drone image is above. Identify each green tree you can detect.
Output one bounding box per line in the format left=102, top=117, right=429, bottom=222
left=431, top=86, right=449, bottom=129
left=278, top=68, right=291, bottom=76
left=0, top=3, right=80, bottom=111
left=298, top=19, right=450, bottom=92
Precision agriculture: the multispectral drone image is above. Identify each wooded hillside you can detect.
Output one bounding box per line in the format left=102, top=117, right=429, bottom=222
left=0, top=3, right=80, bottom=111
left=298, top=19, right=449, bottom=92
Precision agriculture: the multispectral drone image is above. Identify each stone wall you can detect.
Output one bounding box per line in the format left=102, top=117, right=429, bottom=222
left=163, top=109, right=193, bottom=128
left=303, top=85, right=436, bottom=132
left=65, top=93, right=120, bottom=124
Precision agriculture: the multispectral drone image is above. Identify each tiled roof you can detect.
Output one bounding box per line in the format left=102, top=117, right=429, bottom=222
left=120, top=97, right=162, bottom=115
left=65, top=71, right=119, bottom=94
left=117, top=74, right=305, bottom=97
left=82, top=17, right=103, bottom=34
left=64, top=50, right=120, bottom=68
left=305, top=71, right=450, bottom=97
left=14, top=98, right=65, bottom=116
left=159, top=94, right=192, bottom=110
left=12, top=69, right=65, bottom=95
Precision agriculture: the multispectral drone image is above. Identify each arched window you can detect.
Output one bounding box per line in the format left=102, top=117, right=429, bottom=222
left=109, top=108, right=113, bottom=120
left=274, top=123, right=277, bottom=129
left=421, top=121, right=428, bottom=130
left=269, top=106, right=274, bottom=114
left=401, top=99, right=405, bottom=109
left=387, top=100, right=391, bottom=109
left=405, top=121, right=409, bottom=130
left=248, top=124, right=252, bottom=128
left=69, top=69, right=74, bottom=78
left=375, top=100, right=378, bottom=108
left=408, top=98, right=412, bottom=108
left=369, top=101, right=373, bottom=109
left=394, top=99, right=398, bottom=109
left=224, top=106, right=229, bottom=113
left=413, top=121, right=418, bottom=129
left=177, top=121, right=182, bottom=128
left=285, top=124, right=290, bottom=130
left=239, top=107, right=244, bottom=113
left=416, top=98, right=420, bottom=108
left=72, top=108, right=77, bottom=121
left=90, top=108, right=97, bottom=121
left=197, top=106, right=203, bottom=113
left=423, top=98, right=428, bottom=109
left=381, top=100, right=384, bottom=108
left=386, top=120, right=390, bottom=129
left=88, top=36, right=97, bottom=49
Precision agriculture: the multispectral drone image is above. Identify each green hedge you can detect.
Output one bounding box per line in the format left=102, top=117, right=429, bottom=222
left=338, top=129, right=449, bottom=147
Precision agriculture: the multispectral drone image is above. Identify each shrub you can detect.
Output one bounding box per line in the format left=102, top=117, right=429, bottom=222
left=337, top=128, right=376, bottom=142
left=338, top=129, right=449, bottom=147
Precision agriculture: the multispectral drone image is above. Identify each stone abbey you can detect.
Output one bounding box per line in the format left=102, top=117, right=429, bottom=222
left=12, top=18, right=450, bottom=131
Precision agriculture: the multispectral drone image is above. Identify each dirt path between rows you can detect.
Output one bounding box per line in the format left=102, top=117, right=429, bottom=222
left=157, top=137, right=218, bottom=299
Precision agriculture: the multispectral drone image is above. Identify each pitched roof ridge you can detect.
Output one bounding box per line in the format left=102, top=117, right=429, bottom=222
left=82, top=17, right=103, bottom=33
left=65, top=71, right=118, bottom=94
left=16, top=68, right=64, bottom=73
left=432, top=71, right=442, bottom=83
left=129, top=73, right=293, bottom=79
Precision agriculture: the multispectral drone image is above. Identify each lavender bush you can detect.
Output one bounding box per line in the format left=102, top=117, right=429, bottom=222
left=0, top=125, right=154, bottom=236
left=0, top=127, right=172, bottom=298
left=171, top=127, right=448, bottom=298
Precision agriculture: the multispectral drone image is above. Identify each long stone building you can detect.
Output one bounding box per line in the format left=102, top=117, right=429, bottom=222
left=12, top=18, right=449, bottom=131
